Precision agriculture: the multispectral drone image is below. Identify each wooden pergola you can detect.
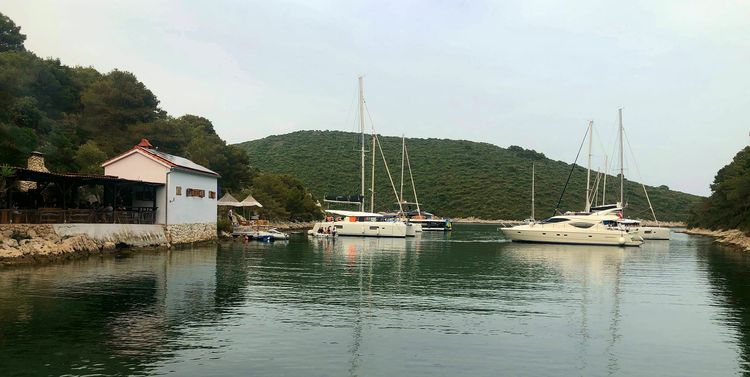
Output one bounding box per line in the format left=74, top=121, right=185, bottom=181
left=0, top=167, right=163, bottom=224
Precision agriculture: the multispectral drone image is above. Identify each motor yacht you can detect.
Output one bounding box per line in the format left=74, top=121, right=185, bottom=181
left=500, top=206, right=643, bottom=247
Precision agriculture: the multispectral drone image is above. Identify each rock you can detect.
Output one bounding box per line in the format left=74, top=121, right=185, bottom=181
left=60, top=235, right=100, bottom=254
left=26, top=229, right=37, bottom=238
left=2, top=239, right=18, bottom=248
left=102, top=241, right=116, bottom=250
left=0, top=248, right=23, bottom=259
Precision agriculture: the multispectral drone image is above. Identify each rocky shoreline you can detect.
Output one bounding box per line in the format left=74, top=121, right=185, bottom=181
left=0, top=225, right=117, bottom=265
left=682, top=228, right=750, bottom=251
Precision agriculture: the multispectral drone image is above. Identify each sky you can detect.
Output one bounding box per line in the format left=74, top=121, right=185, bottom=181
left=4, top=0, right=749, bottom=196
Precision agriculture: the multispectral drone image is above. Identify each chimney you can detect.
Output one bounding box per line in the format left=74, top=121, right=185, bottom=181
left=27, top=151, right=50, bottom=173
left=19, top=151, right=49, bottom=192
left=137, top=138, right=153, bottom=148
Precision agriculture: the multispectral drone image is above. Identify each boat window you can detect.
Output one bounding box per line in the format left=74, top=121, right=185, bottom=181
left=541, top=217, right=569, bottom=224
left=570, top=222, right=595, bottom=229
left=369, top=226, right=379, bottom=230
left=335, top=225, right=343, bottom=229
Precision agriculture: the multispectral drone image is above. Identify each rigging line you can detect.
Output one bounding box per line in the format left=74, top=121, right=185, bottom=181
left=404, top=141, right=421, bottom=213
left=343, top=82, right=359, bottom=133
left=364, top=101, right=403, bottom=212
left=375, top=133, right=404, bottom=213
left=622, top=128, right=660, bottom=225
left=553, top=125, right=590, bottom=216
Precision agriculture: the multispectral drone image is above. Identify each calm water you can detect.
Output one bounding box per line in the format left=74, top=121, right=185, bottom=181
left=1, top=224, right=750, bottom=376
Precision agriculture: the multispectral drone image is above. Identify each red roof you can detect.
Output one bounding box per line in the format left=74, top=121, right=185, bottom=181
left=101, top=141, right=220, bottom=177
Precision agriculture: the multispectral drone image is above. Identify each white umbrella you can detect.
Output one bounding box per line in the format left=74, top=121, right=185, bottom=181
left=239, top=195, right=263, bottom=208
left=217, top=193, right=242, bottom=207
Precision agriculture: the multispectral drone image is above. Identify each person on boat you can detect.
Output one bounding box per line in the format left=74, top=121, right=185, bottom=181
left=331, top=226, right=337, bottom=237
left=317, top=227, right=324, bottom=234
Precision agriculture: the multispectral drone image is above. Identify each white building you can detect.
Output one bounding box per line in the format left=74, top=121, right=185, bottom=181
left=102, top=139, right=220, bottom=242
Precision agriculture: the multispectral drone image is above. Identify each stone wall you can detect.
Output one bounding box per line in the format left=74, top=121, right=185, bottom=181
left=0, top=222, right=218, bottom=263
left=166, top=223, right=217, bottom=245
left=53, top=224, right=168, bottom=247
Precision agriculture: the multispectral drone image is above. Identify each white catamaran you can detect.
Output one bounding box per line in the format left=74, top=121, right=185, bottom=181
left=308, top=76, right=411, bottom=238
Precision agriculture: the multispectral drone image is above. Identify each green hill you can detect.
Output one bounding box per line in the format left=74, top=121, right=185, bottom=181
left=237, top=130, right=702, bottom=221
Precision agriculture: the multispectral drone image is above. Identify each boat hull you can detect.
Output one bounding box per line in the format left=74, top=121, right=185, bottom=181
left=408, top=219, right=452, bottom=231
left=500, top=227, right=642, bottom=247
left=308, top=221, right=407, bottom=238
left=639, top=227, right=670, bottom=240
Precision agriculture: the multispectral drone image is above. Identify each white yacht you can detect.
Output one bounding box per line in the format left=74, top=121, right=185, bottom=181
left=500, top=205, right=644, bottom=247
left=308, top=210, right=407, bottom=238
left=311, top=77, right=413, bottom=239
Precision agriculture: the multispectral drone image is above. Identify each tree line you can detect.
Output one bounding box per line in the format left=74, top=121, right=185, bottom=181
left=0, top=13, right=321, bottom=221
left=689, top=146, right=750, bottom=234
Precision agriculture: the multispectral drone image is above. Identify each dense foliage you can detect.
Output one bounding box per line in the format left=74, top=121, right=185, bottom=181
left=238, top=130, right=702, bottom=221
left=0, top=13, right=321, bottom=221
left=0, top=13, right=250, bottom=191
left=689, top=147, right=750, bottom=233
left=238, top=173, right=321, bottom=222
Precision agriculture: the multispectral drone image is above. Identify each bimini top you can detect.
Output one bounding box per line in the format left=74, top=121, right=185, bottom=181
left=325, top=210, right=383, bottom=218
left=102, top=138, right=220, bottom=177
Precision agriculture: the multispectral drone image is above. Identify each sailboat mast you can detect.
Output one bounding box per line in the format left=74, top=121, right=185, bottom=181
left=619, top=108, right=624, bottom=209
left=404, top=142, right=420, bottom=213
left=585, top=120, right=593, bottom=212
left=531, top=162, right=535, bottom=220
left=602, top=155, right=607, bottom=204
left=370, top=131, right=375, bottom=212
left=358, top=76, right=366, bottom=212
left=399, top=135, right=405, bottom=204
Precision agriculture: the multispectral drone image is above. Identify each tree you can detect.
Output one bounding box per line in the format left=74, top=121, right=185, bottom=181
left=0, top=13, right=25, bottom=52
left=74, top=141, right=108, bottom=174
left=9, top=96, right=43, bottom=130
left=689, top=146, right=750, bottom=233
left=81, top=70, right=163, bottom=154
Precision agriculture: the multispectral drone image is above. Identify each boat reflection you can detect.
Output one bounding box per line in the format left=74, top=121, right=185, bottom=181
left=504, top=242, right=630, bottom=375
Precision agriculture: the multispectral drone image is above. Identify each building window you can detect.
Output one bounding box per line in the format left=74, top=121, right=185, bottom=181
left=186, top=188, right=205, bottom=198
left=176, top=186, right=182, bottom=196
left=209, top=191, right=216, bottom=199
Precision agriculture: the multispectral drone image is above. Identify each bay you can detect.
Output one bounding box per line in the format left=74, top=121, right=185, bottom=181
left=0, top=224, right=748, bottom=376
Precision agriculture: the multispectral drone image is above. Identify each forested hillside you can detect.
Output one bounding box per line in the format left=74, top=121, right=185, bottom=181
left=689, top=147, right=750, bottom=233
left=238, top=130, right=702, bottom=221
left=0, top=13, right=319, bottom=221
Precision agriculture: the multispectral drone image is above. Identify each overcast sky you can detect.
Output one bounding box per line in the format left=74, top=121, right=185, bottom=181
left=4, top=0, right=749, bottom=195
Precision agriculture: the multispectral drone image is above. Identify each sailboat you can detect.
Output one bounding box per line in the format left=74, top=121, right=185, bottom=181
left=613, top=109, right=670, bottom=240
left=308, top=77, right=408, bottom=238
left=394, top=136, right=452, bottom=232
left=500, top=121, right=644, bottom=247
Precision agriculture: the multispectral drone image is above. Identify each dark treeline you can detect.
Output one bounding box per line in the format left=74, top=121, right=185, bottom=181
left=0, top=13, right=321, bottom=221
left=689, top=146, right=750, bottom=234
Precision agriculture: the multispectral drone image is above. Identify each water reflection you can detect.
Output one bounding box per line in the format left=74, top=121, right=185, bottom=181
left=0, top=248, right=221, bottom=376
left=1, top=227, right=749, bottom=376
left=701, top=241, right=750, bottom=375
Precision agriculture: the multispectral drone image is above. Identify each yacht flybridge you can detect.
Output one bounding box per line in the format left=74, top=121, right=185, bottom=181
left=501, top=205, right=644, bottom=247
left=308, top=210, right=408, bottom=237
